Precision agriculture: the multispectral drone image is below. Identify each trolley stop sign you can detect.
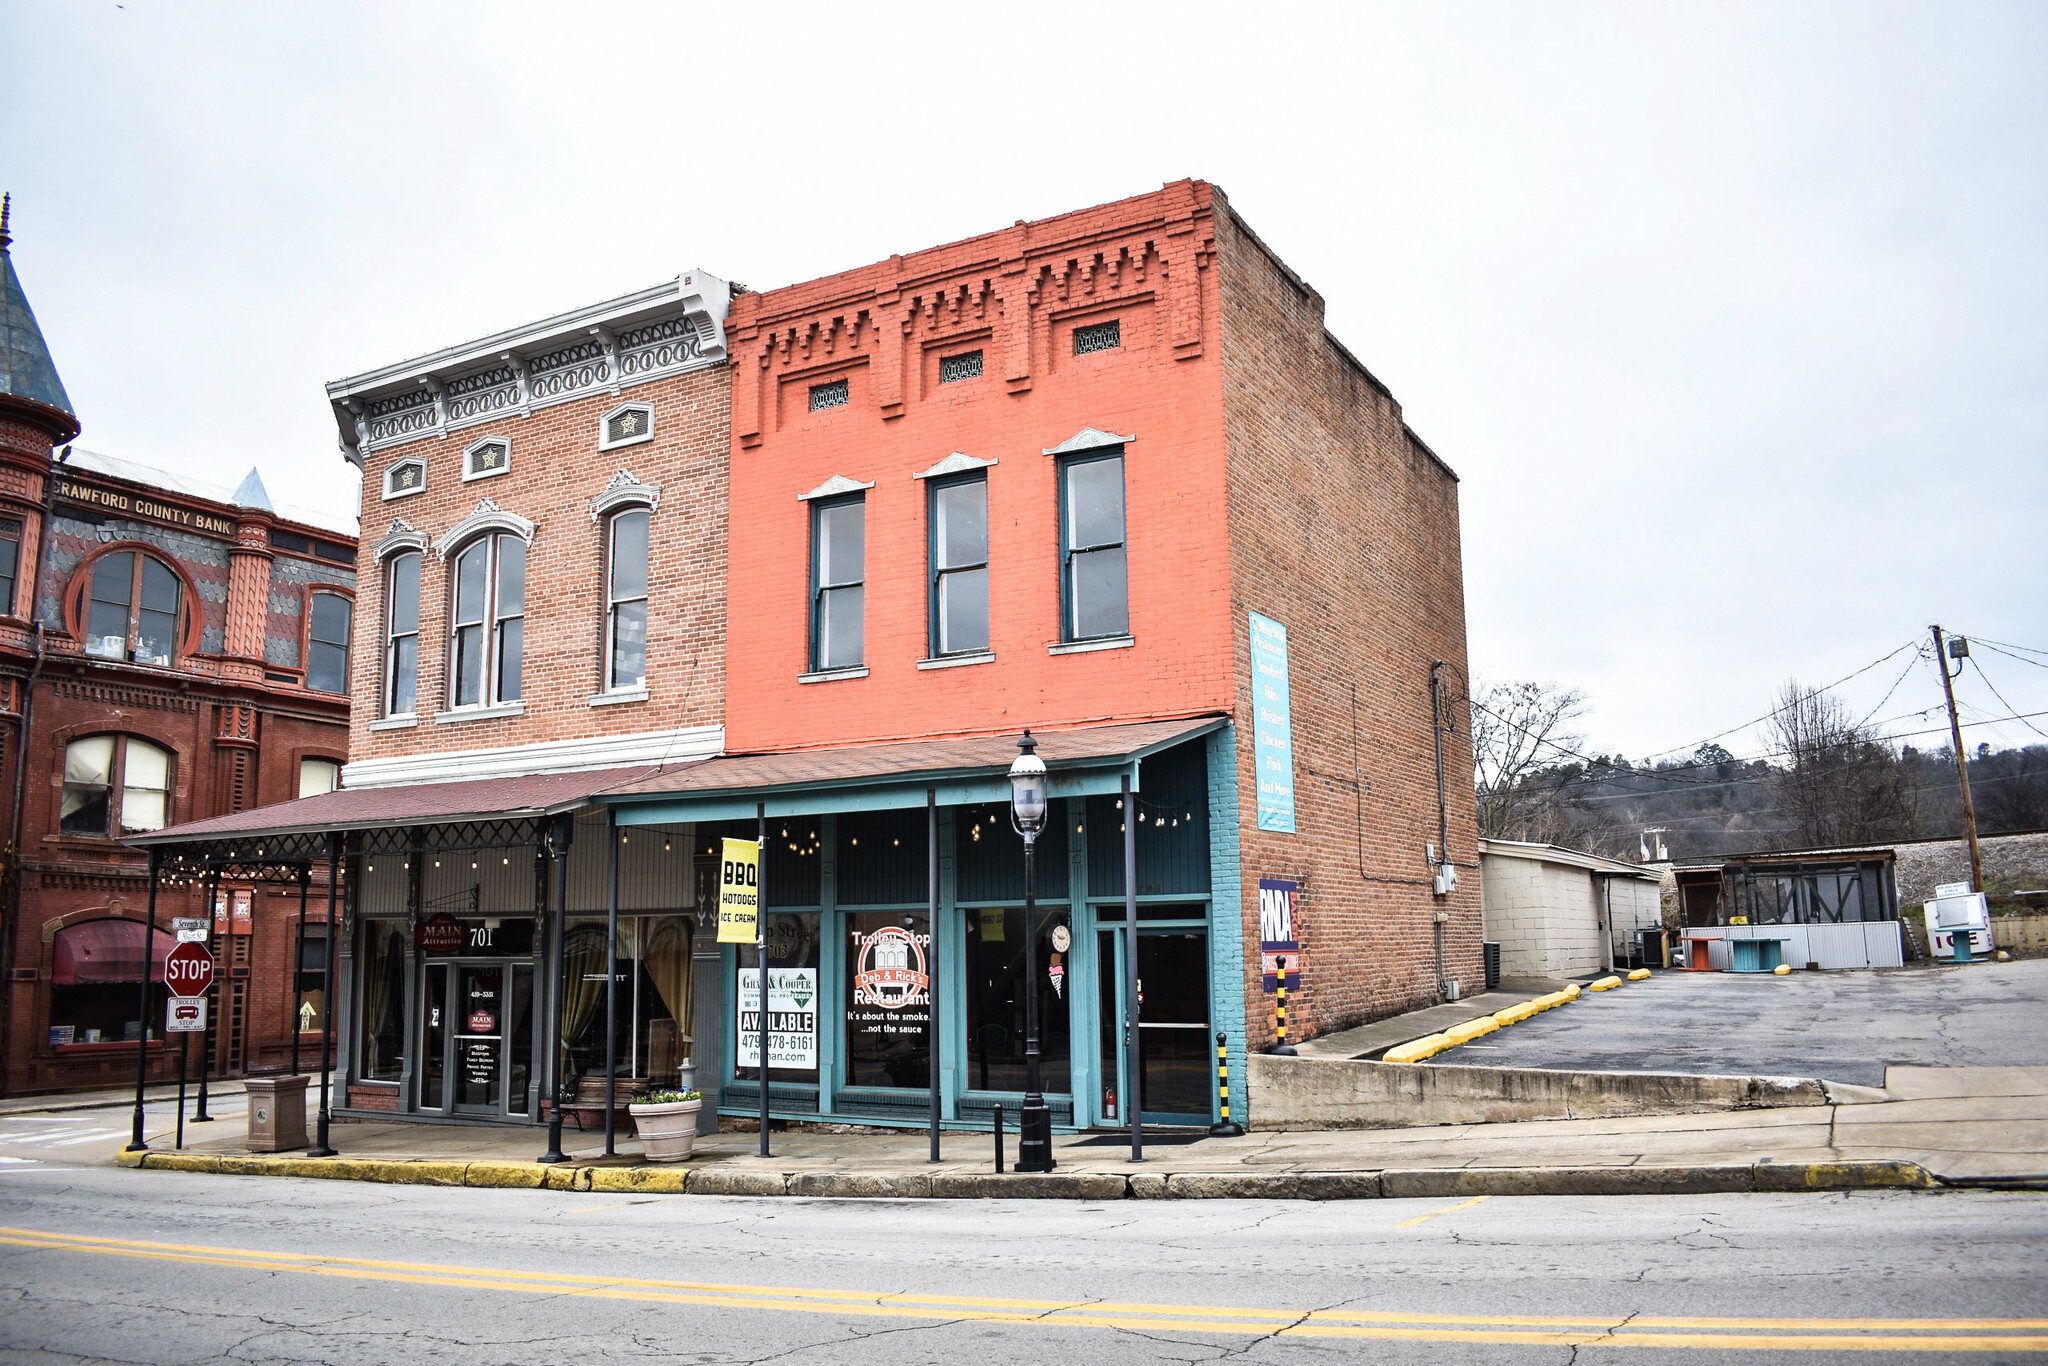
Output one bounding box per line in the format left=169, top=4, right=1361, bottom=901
left=163, top=941, right=214, bottom=998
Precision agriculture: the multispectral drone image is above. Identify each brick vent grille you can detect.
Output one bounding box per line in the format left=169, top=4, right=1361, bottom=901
left=1073, top=320, right=1121, bottom=354
left=939, top=350, right=984, bottom=382
left=468, top=441, right=509, bottom=475
left=808, top=380, right=849, bottom=411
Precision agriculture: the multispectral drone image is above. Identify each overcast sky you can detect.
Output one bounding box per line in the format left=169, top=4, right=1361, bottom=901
left=6, top=1, right=2043, bottom=764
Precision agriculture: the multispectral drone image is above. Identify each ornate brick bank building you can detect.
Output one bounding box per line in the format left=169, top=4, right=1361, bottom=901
left=136, top=181, right=1478, bottom=1140
left=0, top=202, right=358, bottom=1095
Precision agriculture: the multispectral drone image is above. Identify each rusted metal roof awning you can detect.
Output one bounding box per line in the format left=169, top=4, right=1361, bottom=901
left=127, top=765, right=660, bottom=848
left=600, top=716, right=1226, bottom=826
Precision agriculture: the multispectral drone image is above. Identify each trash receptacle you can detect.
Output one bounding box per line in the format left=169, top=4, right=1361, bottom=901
left=246, top=1074, right=309, bottom=1152
left=1482, top=942, right=1501, bottom=989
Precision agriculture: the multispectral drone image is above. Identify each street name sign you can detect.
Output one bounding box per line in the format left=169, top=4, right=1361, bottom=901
left=172, top=918, right=209, bottom=943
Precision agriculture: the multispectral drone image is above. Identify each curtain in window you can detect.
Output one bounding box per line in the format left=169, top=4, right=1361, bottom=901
left=121, top=741, right=170, bottom=832
left=643, top=916, right=693, bottom=1045
left=558, top=924, right=608, bottom=1081
left=61, top=736, right=115, bottom=833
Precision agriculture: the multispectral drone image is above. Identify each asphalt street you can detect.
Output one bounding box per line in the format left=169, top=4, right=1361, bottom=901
left=1, top=1163, right=2044, bottom=1363
left=1437, top=960, right=2048, bottom=1086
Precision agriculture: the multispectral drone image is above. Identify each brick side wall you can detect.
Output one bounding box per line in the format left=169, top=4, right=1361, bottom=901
left=346, top=368, right=728, bottom=767
left=1213, top=194, right=1483, bottom=1046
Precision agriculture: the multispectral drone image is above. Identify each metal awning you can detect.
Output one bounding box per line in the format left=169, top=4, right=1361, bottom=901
left=599, top=716, right=1226, bottom=826
left=125, top=765, right=662, bottom=849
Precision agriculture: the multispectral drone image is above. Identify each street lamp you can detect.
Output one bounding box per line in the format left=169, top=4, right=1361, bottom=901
left=1007, top=729, right=1054, bottom=1173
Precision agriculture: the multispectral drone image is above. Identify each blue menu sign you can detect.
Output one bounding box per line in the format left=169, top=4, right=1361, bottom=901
left=1249, top=611, right=1295, bottom=832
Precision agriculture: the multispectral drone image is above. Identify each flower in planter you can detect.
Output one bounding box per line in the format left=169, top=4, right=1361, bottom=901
left=637, top=1089, right=701, bottom=1106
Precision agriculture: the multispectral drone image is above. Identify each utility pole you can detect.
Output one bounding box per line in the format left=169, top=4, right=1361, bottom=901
left=1930, top=624, right=1985, bottom=894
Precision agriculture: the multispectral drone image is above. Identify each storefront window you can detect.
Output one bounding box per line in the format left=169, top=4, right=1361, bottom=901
left=356, top=920, right=405, bottom=1081
left=48, top=920, right=168, bottom=1047
left=297, top=931, right=327, bottom=1033
left=963, top=906, right=1071, bottom=1095
left=736, top=913, right=821, bottom=1084
left=843, top=911, right=933, bottom=1090
left=562, top=914, right=696, bottom=1090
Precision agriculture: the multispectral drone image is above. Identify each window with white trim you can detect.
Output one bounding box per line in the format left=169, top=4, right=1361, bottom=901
left=810, top=495, right=864, bottom=671
left=463, top=439, right=510, bottom=481
left=1059, top=451, right=1128, bottom=640
left=449, top=534, right=524, bottom=707
left=929, top=473, right=988, bottom=656
left=382, top=457, right=427, bottom=500
left=605, top=508, right=649, bottom=691
left=383, top=551, right=421, bottom=716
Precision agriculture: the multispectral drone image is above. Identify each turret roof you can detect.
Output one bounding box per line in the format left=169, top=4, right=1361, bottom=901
left=0, top=195, right=76, bottom=419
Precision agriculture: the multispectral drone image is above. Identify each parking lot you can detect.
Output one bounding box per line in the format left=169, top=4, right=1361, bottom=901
left=1430, top=958, right=2048, bottom=1086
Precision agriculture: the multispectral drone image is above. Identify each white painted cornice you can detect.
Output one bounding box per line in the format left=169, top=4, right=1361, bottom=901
left=340, top=724, right=725, bottom=789
left=435, top=497, right=537, bottom=558
left=913, top=452, right=997, bottom=480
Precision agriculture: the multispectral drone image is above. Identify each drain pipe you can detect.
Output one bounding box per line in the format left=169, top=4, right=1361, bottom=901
left=1429, top=661, right=1453, bottom=1001
left=0, top=444, right=69, bottom=1098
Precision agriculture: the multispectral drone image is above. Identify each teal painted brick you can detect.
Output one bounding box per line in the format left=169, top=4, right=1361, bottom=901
left=1207, top=725, right=1249, bottom=1125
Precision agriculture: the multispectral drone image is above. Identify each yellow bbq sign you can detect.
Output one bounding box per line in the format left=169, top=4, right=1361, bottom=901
left=716, top=837, right=762, bottom=944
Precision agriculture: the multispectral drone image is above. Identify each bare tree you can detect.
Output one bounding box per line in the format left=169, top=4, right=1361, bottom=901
left=1766, top=678, right=1915, bottom=847
left=1470, top=680, right=1588, bottom=840
left=1973, top=745, right=2048, bottom=833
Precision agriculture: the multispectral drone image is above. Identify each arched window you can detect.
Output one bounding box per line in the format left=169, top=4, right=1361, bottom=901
left=383, top=551, right=421, bottom=717
left=605, top=508, right=649, bottom=692
left=449, top=533, right=524, bottom=708
left=307, top=591, right=352, bottom=693
left=49, top=920, right=173, bottom=1046
left=60, top=735, right=171, bottom=836
left=82, top=551, right=182, bottom=666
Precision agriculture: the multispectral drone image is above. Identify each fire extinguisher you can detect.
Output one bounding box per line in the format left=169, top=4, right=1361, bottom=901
left=1105, top=1085, right=1117, bottom=1117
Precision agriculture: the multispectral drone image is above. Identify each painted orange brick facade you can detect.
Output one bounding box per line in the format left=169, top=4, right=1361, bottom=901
left=724, top=180, right=1232, bottom=752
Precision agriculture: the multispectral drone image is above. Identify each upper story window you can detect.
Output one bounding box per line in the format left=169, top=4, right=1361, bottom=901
left=1074, top=319, right=1121, bottom=355
left=605, top=508, right=650, bottom=692
left=1059, top=451, right=1128, bottom=641
left=463, top=438, right=510, bottom=482
left=383, top=551, right=421, bottom=717
left=0, top=517, right=21, bottom=618
left=449, top=534, right=524, bottom=708
left=306, top=591, right=352, bottom=694
left=808, top=379, right=849, bottom=412
left=810, top=495, right=865, bottom=671
left=83, top=551, right=181, bottom=666
left=61, top=734, right=171, bottom=836
left=940, top=350, right=984, bottom=383
left=298, top=757, right=340, bottom=798
left=382, top=457, right=427, bottom=501
left=600, top=402, right=656, bottom=451
left=929, top=474, right=989, bottom=656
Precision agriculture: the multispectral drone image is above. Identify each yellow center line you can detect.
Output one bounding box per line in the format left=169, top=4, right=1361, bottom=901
left=1396, top=1194, right=1492, bottom=1228
left=0, top=1225, right=2043, bottom=1351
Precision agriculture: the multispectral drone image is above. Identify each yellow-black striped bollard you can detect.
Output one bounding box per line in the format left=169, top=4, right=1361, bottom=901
left=1270, top=955, right=1298, bottom=1056
left=1209, top=1031, right=1245, bottom=1136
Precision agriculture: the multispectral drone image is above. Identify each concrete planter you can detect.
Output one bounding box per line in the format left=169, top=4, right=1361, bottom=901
left=628, top=1099, right=702, bottom=1161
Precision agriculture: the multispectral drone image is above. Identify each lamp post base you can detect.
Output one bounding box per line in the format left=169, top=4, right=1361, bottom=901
left=1016, top=1094, right=1056, bottom=1173
left=1208, top=1120, right=1246, bottom=1137
left=1267, top=1044, right=1298, bottom=1056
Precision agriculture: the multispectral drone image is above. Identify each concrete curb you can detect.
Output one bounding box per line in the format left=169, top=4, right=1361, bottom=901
left=114, top=1150, right=1944, bottom=1199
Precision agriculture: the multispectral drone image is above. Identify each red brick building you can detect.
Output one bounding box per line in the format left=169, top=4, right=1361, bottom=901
left=608, top=180, right=1480, bottom=1132
left=138, top=181, right=1477, bottom=1139
left=0, top=199, right=359, bottom=1095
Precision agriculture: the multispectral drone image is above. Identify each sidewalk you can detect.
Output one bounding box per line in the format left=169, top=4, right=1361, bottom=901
left=0, top=1079, right=248, bottom=1117
left=114, top=1065, right=2048, bottom=1199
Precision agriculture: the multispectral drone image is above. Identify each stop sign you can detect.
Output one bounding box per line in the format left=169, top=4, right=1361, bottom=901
left=164, top=941, right=214, bottom=998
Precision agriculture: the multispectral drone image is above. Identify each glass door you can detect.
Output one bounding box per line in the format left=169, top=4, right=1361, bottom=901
left=1136, top=932, right=1212, bottom=1124
left=1094, top=927, right=1213, bottom=1127
left=454, top=964, right=505, bottom=1113
left=420, top=963, right=448, bottom=1111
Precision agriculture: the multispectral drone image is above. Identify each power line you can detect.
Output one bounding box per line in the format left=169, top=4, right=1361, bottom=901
left=1968, top=657, right=2048, bottom=742
left=1975, top=636, right=2048, bottom=660
left=1633, top=640, right=1921, bottom=765
left=1978, top=640, right=2048, bottom=672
